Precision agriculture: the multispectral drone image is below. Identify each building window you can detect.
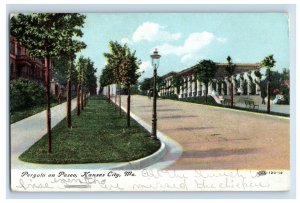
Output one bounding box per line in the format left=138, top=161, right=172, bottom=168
left=17, top=46, right=21, bottom=55
left=9, top=41, right=15, bottom=54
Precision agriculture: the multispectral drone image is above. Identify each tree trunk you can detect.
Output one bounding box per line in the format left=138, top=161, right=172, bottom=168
left=45, top=56, right=52, bottom=153
left=108, top=85, right=111, bottom=103
left=114, top=86, right=117, bottom=110
left=267, top=80, right=271, bottom=113
left=126, top=85, right=131, bottom=128
left=119, top=84, right=122, bottom=117
left=82, top=91, right=86, bottom=107
left=66, top=79, right=71, bottom=128
left=84, top=92, right=88, bottom=106
left=230, top=82, right=234, bottom=108
left=81, top=86, right=84, bottom=110
left=205, top=83, right=208, bottom=104
left=76, top=84, right=80, bottom=116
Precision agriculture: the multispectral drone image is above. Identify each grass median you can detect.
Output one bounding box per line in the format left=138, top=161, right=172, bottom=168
left=19, top=95, right=161, bottom=164
left=10, top=96, right=76, bottom=124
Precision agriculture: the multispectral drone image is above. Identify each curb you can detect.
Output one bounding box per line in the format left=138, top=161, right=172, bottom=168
left=113, top=142, right=166, bottom=170
left=108, top=96, right=168, bottom=169
left=110, top=95, right=183, bottom=170
left=13, top=96, right=167, bottom=170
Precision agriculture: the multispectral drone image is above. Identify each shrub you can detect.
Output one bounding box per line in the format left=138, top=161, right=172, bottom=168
left=10, top=78, right=46, bottom=112
left=160, top=94, right=178, bottom=100
left=179, top=96, right=218, bottom=105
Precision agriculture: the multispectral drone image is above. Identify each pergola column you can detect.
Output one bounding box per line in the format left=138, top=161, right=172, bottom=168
left=255, top=71, right=261, bottom=95
left=202, top=82, right=206, bottom=96
left=184, top=77, right=188, bottom=98
left=208, top=81, right=213, bottom=95
left=232, top=75, right=237, bottom=95
left=179, top=77, right=183, bottom=98
left=197, top=79, right=201, bottom=96
left=192, top=75, right=197, bottom=97
left=167, top=79, right=170, bottom=95
left=221, top=79, right=225, bottom=95
left=214, top=80, right=219, bottom=94
left=185, top=77, right=188, bottom=97
left=239, top=73, right=245, bottom=95
left=190, top=76, right=193, bottom=97
left=225, top=77, right=230, bottom=96
left=188, top=76, right=192, bottom=97
left=247, top=72, right=253, bottom=95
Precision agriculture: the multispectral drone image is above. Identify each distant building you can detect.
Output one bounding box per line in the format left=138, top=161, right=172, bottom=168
left=159, top=63, right=262, bottom=101
left=9, top=35, right=63, bottom=98
left=9, top=36, right=50, bottom=83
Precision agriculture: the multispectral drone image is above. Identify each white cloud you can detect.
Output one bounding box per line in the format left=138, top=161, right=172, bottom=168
left=139, top=61, right=152, bottom=73
left=120, top=38, right=131, bottom=45
left=131, top=22, right=181, bottom=43
left=154, top=31, right=215, bottom=63
left=180, top=54, right=194, bottom=63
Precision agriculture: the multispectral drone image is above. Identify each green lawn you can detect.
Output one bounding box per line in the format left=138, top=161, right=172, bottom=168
left=10, top=103, right=56, bottom=124
left=19, top=95, right=161, bottom=164
left=10, top=97, right=75, bottom=124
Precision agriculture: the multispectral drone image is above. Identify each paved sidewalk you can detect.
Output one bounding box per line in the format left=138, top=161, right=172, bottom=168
left=10, top=97, right=174, bottom=170
left=11, top=99, right=77, bottom=169
left=235, top=103, right=290, bottom=114
left=119, top=95, right=290, bottom=170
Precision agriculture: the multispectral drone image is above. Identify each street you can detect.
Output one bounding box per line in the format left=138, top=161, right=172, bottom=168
left=120, top=95, right=289, bottom=170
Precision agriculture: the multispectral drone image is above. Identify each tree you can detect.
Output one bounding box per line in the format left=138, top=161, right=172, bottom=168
left=99, top=65, right=114, bottom=103
left=10, top=13, right=84, bottom=153
left=103, top=41, right=125, bottom=111
left=139, top=76, right=163, bottom=96
left=140, top=78, right=152, bottom=95
left=76, top=56, right=96, bottom=112
left=171, top=73, right=183, bottom=95
left=260, top=69, right=289, bottom=104
left=57, top=14, right=86, bottom=128
left=195, top=59, right=218, bottom=104
left=261, top=55, right=276, bottom=113
left=225, top=56, right=236, bottom=108
left=103, top=41, right=141, bottom=126
left=118, top=46, right=141, bottom=128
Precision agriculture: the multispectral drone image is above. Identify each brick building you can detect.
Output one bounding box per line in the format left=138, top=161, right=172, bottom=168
left=9, top=36, right=65, bottom=99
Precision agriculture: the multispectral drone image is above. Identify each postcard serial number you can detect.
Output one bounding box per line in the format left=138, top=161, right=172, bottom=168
left=257, top=171, right=283, bottom=176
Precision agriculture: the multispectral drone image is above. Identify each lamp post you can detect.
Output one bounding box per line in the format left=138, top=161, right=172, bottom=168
left=150, top=49, right=161, bottom=140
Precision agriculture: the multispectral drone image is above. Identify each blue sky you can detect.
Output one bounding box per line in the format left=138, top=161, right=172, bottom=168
left=77, top=13, right=289, bottom=80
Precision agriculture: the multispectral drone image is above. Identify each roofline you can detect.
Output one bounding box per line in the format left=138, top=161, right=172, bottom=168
left=160, top=63, right=262, bottom=78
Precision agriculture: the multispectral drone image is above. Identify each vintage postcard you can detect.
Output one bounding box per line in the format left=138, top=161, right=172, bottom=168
left=9, top=12, right=290, bottom=192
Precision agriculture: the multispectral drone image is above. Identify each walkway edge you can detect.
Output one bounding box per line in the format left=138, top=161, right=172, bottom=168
left=113, top=142, right=166, bottom=170
left=110, top=97, right=168, bottom=169
left=13, top=97, right=167, bottom=170
left=114, top=96, right=183, bottom=170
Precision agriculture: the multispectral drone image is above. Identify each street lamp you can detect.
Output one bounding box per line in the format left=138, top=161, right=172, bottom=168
left=150, top=49, right=161, bottom=140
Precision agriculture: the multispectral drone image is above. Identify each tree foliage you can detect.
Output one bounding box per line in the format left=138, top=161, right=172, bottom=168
left=196, top=59, right=218, bottom=85
left=52, top=57, right=78, bottom=86
left=195, top=59, right=218, bottom=103
left=260, top=69, right=290, bottom=104
left=76, top=56, right=97, bottom=94
left=225, top=56, right=236, bottom=76
left=10, top=13, right=83, bottom=58
left=139, top=76, right=163, bottom=95
left=261, top=55, right=276, bottom=70
left=171, top=74, right=183, bottom=94
left=102, top=41, right=142, bottom=87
